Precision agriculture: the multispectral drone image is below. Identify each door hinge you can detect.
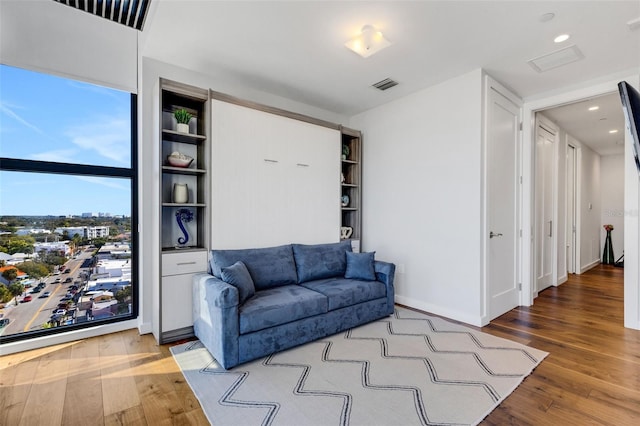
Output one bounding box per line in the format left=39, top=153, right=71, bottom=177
left=518, top=283, right=522, bottom=291
left=519, top=122, right=523, bottom=131
left=519, top=176, right=523, bottom=184
left=519, top=229, right=523, bottom=237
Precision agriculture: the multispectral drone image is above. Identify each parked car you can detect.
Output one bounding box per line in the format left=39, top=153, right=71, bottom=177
left=64, top=277, right=73, bottom=283
left=52, top=309, right=66, bottom=316
left=0, top=318, right=10, bottom=327
left=23, top=295, right=32, bottom=302
left=54, top=278, right=61, bottom=283
left=30, top=287, right=41, bottom=293
left=64, top=268, right=71, bottom=273
left=39, top=291, right=51, bottom=298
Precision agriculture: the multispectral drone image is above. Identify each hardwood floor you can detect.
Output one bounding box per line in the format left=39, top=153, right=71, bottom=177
left=1, top=264, right=638, bottom=425
left=481, top=264, right=640, bottom=425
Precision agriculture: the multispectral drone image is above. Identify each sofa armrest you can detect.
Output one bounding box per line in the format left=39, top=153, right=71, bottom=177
left=192, top=273, right=240, bottom=369
left=374, top=261, right=396, bottom=314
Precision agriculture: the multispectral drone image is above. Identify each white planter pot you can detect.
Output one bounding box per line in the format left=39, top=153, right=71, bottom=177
left=177, top=123, right=189, bottom=133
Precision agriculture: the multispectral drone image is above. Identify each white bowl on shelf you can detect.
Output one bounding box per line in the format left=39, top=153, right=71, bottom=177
left=167, top=154, right=194, bottom=168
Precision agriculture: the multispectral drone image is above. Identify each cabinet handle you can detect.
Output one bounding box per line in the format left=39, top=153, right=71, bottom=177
left=176, top=261, right=197, bottom=266
left=296, top=163, right=310, bottom=167
left=264, top=159, right=279, bottom=163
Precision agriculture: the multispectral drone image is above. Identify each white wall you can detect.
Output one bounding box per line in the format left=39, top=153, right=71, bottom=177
left=349, top=69, right=484, bottom=326
left=601, top=154, right=625, bottom=261
left=579, top=141, right=602, bottom=271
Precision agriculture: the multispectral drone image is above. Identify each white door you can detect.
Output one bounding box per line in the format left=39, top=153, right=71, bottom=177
left=487, top=86, right=521, bottom=320
left=566, top=144, right=577, bottom=274
left=535, top=120, right=557, bottom=292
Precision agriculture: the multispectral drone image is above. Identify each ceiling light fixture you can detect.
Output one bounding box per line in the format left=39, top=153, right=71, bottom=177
left=588, top=106, right=599, bottom=111
left=345, top=25, right=391, bottom=58
left=554, top=34, right=570, bottom=43
left=609, top=129, right=619, bottom=134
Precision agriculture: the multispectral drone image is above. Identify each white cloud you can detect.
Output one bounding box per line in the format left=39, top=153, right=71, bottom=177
left=0, top=101, right=47, bottom=136
left=75, top=175, right=130, bottom=191
left=65, top=115, right=131, bottom=166
left=30, top=148, right=78, bottom=163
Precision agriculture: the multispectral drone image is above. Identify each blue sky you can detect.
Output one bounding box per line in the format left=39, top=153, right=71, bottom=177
left=0, top=65, right=132, bottom=216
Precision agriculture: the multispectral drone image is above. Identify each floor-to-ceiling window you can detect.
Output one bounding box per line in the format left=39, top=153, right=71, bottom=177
left=0, top=64, right=137, bottom=343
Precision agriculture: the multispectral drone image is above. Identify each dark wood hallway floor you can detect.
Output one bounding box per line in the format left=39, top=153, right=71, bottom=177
left=481, top=264, right=640, bottom=425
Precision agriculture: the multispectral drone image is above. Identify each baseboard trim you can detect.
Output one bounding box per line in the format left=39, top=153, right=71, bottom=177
left=395, top=296, right=483, bottom=327
left=580, top=259, right=601, bottom=274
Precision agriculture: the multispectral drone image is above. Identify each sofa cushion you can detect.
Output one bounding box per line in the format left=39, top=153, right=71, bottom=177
left=292, top=240, right=352, bottom=283
left=300, top=277, right=386, bottom=311
left=239, top=285, right=328, bottom=334
left=221, top=261, right=255, bottom=304
left=344, top=251, right=376, bottom=281
left=211, top=245, right=298, bottom=290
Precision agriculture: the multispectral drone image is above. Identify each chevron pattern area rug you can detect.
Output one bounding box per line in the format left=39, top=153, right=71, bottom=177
left=170, top=307, right=547, bottom=426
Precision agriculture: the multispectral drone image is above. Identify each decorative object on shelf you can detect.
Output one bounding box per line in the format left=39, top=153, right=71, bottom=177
left=342, top=144, right=350, bottom=160
left=174, top=108, right=193, bottom=134
left=172, top=183, right=189, bottom=203
left=175, top=208, right=194, bottom=246
left=341, top=194, right=350, bottom=207
left=341, top=226, right=353, bottom=239
left=603, top=224, right=615, bottom=265
left=167, top=151, right=194, bottom=168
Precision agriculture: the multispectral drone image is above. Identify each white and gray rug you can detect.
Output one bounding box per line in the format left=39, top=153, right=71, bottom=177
left=171, top=307, right=547, bottom=425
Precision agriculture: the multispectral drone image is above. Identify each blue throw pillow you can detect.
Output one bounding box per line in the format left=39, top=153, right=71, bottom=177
left=221, top=261, right=256, bottom=304
left=344, top=251, right=376, bottom=281
left=292, top=240, right=352, bottom=283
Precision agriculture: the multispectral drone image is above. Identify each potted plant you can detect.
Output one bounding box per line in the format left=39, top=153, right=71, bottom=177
left=174, top=108, right=193, bottom=133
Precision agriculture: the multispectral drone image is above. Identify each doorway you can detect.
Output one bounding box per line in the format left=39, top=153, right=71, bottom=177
left=531, top=91, right=625, bottom=295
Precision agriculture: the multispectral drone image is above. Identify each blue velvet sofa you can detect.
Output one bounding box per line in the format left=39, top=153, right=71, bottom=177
left=192, top=241, right=395, bottom=369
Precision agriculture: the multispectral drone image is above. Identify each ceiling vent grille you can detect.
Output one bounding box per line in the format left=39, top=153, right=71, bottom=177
left=52, top=0, right=151, bottom=31
left=527, top=45, right=584, bottom=73
left=372, top=78, right=399, bottom=91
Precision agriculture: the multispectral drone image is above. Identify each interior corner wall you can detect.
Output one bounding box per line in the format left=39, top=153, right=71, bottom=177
left=601, top=155, right=625, bottom=261
left=0, top=0, right=138, bottom=93
left=349, top=69, right=484, bottom=326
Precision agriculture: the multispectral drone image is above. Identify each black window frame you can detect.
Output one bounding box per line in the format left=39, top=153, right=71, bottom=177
left=0, top=94, right=138, bottom=344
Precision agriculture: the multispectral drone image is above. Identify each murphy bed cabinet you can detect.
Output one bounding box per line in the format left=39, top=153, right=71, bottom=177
left=341, top=128, right=362, bottom=251
left=157, top=79, right=210, bottom=344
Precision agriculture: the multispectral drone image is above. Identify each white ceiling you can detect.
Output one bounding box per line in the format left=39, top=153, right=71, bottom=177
left=541, top=92, right=626, bottom=155
left=139, top=1, right=639, bottom=154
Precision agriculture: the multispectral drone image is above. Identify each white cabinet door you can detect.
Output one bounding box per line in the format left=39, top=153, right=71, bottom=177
left=161, top=273, right=195, bottom=331
left=161, top=251, right=207, bottom=334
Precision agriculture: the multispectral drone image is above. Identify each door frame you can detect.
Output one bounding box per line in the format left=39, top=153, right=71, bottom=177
left=481, top=74, right=523, bottom=324
left=520, top=74, right=639, bottom=324
left=565, top=142, right=581, bottom=275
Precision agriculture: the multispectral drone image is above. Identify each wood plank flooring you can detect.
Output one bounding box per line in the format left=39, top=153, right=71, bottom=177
left=1, top=264, right=638, bottom=425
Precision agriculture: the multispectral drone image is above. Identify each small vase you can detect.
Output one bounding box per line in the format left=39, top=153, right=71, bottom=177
left=603, top=229, right=615, bottom=265
left=172, top=183, right=188, bottom=203
left=176, top=123, right=189, bottom=133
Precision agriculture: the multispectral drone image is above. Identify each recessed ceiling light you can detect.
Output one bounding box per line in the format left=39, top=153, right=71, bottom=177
left=540, top=12, right=555, bottom=22
left=609, top=129, right=619, bottom=134
left=588, top=106, right=599, bottom=111
left=554, top=34, right=570, bottom=43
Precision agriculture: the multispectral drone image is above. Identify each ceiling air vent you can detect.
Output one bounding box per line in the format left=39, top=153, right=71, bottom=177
left=372, top=78, right=399, bottom=91
left=527, top=45, right=584, bottom=73
left=52, top=0, right=151, bottom=31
